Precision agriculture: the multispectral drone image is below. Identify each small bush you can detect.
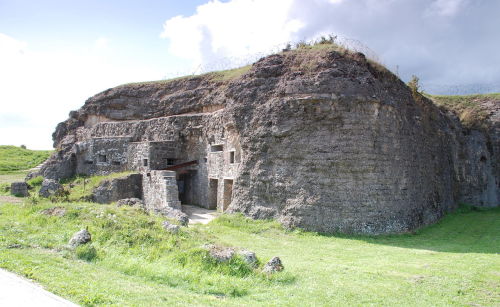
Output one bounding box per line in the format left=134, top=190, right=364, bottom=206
left=76, top=244, right=98, bottom=262
left=27, top=176, right=43, bottom=187
left=408, top=75, right=420, bottom=94
left=49, top=186, right=70, bottom=203
left=0, top=183, right=9, bottom=194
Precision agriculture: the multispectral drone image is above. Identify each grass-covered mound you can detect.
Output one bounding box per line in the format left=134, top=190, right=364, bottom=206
left=0, top=145, right=52, bottom=173
left=0, top=190, right=498, bottom=306
left=0, top=200, right=291, bottom=306
left=429, top=93, right=500, bottom=129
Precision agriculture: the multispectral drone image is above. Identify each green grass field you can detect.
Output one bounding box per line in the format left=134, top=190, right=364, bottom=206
left=0, top=145, right=52, bottom=173
left=0, top=190, right=498, bottom=306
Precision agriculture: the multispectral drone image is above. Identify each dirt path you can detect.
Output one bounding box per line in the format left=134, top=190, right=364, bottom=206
left=182, top=205, right=218, bottom=224
left=0, top=268, right=78, bottom=306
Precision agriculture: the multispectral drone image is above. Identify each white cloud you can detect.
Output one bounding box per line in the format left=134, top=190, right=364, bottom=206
left=161, top=0, right=303, bottom=71
left=161, top=0, right=500, bottom=94
left=0, top=33, right=163, bottom=149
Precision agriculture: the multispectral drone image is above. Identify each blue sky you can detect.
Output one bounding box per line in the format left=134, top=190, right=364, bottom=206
left=1, top=0, right=499, bottom=149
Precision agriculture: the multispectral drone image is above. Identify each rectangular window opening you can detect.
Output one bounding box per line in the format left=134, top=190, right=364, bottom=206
left=229, top=151, right=235, bottom=164
left=112, top=161, right=121, bottom=166
left=98, top=154, right=107, bottom=163
left=167, top=158, right=175, bottom=166
left=143, top=159, right=148, bottom=167
left=211, top=144, right=223, bottom=152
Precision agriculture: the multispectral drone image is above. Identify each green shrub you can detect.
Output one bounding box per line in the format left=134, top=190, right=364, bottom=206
left=27, top=176, right=44, bottom=187
left=0, top=183, right=9, bottom=194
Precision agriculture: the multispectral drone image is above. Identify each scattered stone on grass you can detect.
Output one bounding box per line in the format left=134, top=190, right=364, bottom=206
left=68, top=228, right=91, bottom=248
left=116, top=198, right=145, bottom=210
left=263, top=256, right=284, bottom=273
left=38, top=179, right=62, bottom=198
left=239, top=250, right=258, bottom=266
left=40, top=206, right=66, bottom=217
left=156, top=207, right=189, bottom=226
left=10, top=182, right=28, bottom=197
left=204, top=244, right=235, bottom=262
left=162, top=221, right=180, bottom=234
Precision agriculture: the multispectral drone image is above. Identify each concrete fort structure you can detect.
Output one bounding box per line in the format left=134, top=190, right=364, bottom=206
left=40, top=46, right=499, bottom=234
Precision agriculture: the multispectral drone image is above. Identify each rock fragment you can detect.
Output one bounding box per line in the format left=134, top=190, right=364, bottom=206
left=204, top=244, right=235, bottom=262
left=116, top=198, right=145, bottom=209
left=239, top=250, right=258, bottom=266
left=162, top=221, right=180, bottom=234
left=68, top=228, right=91, bottom=248
left=10, top=182, right=28, bottom=197
left=157, top=207, right=189, bottom=226
left=39, top=179, right=62, bottom=197
left=263, top=256, right=284, bottom=273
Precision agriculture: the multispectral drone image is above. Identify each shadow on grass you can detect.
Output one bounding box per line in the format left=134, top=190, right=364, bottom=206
left=319, top=206, right=500, bottom=254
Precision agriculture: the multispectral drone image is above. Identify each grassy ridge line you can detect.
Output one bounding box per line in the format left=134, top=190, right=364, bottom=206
left=0, top=145, right=52, bottom=173
left=428, top=93, right=500, bottom=129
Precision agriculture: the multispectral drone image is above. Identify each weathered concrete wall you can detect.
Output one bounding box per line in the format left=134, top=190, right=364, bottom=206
left=42, top=47, right=499, bottom=234
left=75, top=137, right=130, bottom=176
left=92, top=173, right=142, bottom=204
left=142, top=170, right=181, bottom=211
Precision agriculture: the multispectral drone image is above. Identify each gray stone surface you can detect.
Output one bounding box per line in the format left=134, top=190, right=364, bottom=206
left=10, top=182, right=28, bottom=197
left=39, top=179, right=63, bottom=198
left=116, top=198, right=144, bottom=209
left=204, top=244, right=235, bottom=262
left=162, top=221, right=180, bottom=234
left=68, top=229, right=91, bottom=248
left=92, top=173, right=142, bottom=204
left=239, top=250, right=257, bottom=266
left=157, top=207, right=189, bottom=226
left=40, top=47, right=500, bottom=234
left=263, top=256, right=284, bottom=273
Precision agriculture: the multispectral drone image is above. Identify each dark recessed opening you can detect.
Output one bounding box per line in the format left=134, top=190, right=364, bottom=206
left=480, top=156, right=487, bottom=163
left=112, top=161, right=121, bottom=166
left=85, top=160, right=93, bottom=165
left=146, top=172, right=151, bottom=177
left=229, top=151, right=235, bottom=164
left=211, top=144, right=223, bottom=152
left=167, top=158, right=175, bottom=165
left=143, top=159, right=148, bottom=167
left=98, top=154, right=107, bottom=163
left=204, top=157, right=208, bottom=163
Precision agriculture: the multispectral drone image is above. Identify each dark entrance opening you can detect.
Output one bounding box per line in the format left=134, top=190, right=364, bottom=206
left=177, top=170, right=196, bottom=205
left=223, top=179, right=233, bottom=211
left=209, top=179, right=218, bottom=209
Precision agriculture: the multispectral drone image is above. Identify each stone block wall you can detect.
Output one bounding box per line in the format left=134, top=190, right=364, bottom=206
left=142, top=170, right=181, bottom=211
left=75, top=137, right=130, bottom=176
left=11, top=182, right=28, bottom=197
left=92, top=173, right=142, bottom=204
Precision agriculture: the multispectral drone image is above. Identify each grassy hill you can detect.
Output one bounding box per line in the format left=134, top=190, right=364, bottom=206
left=0, top=179, right=498, bottom=306
left=428, top=93, right=500, bottom=129
left=0, top=145, right=52, bottom=173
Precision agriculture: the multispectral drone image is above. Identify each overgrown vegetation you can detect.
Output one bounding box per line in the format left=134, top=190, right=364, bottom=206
left=58, top=171, right=134, bottom=202
left=0, top=184, right=498, bottom=306
left=0, top=145, right=52, bottom=173
left=428, top=93, right=500, bottom=129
